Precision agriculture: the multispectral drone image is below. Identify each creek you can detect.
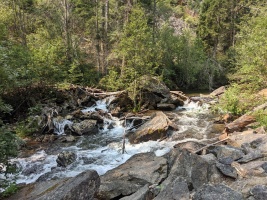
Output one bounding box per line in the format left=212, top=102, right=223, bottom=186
left=6, top=97, right=215, bottom=185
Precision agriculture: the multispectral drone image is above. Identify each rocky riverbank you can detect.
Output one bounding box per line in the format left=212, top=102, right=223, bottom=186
left=3, top=83, right=267, bottom=200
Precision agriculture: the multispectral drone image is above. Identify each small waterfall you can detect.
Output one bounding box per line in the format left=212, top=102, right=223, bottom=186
left=53, top=119, right=73, bottom=135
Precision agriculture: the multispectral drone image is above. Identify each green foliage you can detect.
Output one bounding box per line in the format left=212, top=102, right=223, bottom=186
left=216, top=3, right=267, bottom=119
left=216, top=85, right=243, bottom=115
left=27, top=28, right=67, bottom=83
left=0, top=127, right=19, bottom=192
left=232, top=5, right=267, bottom=90
left=254, top=110, right=267, bottom=128
left=0, top=41, right=30, bottom=92
left=99, top=67, right=123, bottom=91
left=112, top=5, right=155, bottom=88
left=158, top=26, right=219, bottom=90
left=1, top=183, right=18, bottom=198
left=15, top=117, right=39, bottom=138
left=0, top=98, right=13, bottom=114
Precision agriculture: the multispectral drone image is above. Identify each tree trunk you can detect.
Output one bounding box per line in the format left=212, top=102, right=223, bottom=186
left=95, top=0, right=101, bottom=74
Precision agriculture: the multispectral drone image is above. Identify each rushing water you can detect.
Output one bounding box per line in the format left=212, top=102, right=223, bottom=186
left=3, top=97, right=213, bottom=185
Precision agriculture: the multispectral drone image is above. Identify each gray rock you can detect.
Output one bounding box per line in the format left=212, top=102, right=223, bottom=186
left=128, top=111, right=175, bottom=144
left=162, top=148, right=215, bottom=190
left=231, top=177, right=267, bottom=198
left=193, top=184, right=243, bottom=200
left=210, top=145, right=244, bottom=161
left=200, top=154, right=224, bottom=183
left=97, top=152, right=167, bottom=200
left=120, top=184, right=154, bottom=200
left=216, top=162, right=238, bottom=179
left=71, top=120, right=98, bottom=135
left=8, top=170, right=100, bottom=200
left=237, top=150, right=263, bottom=163
left=56, top=151, right=77, bottom=167
left=154, top=177, right=190, bottom=200
left=156, top=103, right=176, bottom=111
left=261, top=162, right=267, bottom=172
left=250, top=185, right=267, bottom=200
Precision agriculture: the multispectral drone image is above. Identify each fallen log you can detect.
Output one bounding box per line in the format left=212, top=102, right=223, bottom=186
left=225, top=115, right=256, bottom=134
left=170, top=91, right=188, bottom=101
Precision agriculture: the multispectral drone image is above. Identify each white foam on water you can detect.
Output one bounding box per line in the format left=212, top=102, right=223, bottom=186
left=10, top=150, right=57, bottom=184
left=176, top=99, right=209, bottom=112
left=82, top=96, right=115, bottom=113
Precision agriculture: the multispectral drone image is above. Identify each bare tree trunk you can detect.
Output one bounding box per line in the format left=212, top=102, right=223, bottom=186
left=103, top=0, right=109, bottom=75
left=95, top=0, right=101, bottom=74
left=11, top=0, right=27, bottom=46
left=60, top=0, right=73, bottom=63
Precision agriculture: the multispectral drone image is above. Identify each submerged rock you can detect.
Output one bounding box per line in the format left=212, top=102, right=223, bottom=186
left=56, top=151, right=77, bottom=167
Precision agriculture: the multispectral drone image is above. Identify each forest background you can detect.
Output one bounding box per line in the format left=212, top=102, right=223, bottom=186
left=0, top=0, right=267, bottom=195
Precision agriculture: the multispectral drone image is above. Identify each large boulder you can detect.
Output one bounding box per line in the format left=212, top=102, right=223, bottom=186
left=8, top=170, right=100, bottom=200
left=128, top=111, right=177, bottom=144
left=160, top=148, right=224, bottom=191
left=96, top=152, right=168, bottom=199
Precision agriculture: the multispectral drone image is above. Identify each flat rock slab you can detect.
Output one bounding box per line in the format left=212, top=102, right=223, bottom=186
left=97, top=152, right=167, bottom=200
left=8, top=170, right=100, bottom=200
left=128, top=111, right=175, bottom=144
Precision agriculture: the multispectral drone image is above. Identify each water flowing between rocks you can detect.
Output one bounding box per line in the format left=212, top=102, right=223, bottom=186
left=8, top=97, right=216, bottom=185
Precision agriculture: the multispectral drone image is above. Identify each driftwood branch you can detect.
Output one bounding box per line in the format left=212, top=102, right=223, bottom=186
left=193, top=137, right=229, bottom=154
